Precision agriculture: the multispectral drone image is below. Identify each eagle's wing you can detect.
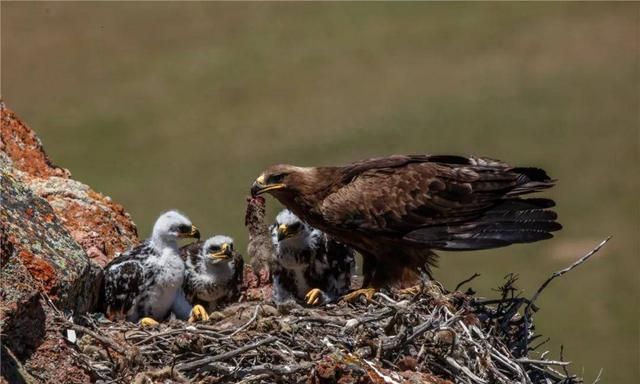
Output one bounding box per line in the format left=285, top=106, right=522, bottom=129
left=179, top=241, right=203, bottom=300
left=320, top=155, right=561, bottom=251
left=103, top=242, right=150, bottom=316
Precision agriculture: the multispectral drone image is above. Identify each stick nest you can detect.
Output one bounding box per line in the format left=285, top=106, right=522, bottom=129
left=52, top=238, right=611, bottom=383
left=54, top=275, right=590, bottom=384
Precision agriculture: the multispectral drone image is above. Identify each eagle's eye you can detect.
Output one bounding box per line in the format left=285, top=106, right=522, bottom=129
left=268, top=173, right=286, bottom=184
left=175, top=224, right=191, bottom=233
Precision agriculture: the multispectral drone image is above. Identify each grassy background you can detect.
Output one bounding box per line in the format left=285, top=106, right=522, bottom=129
left=2, top=3, right=638, bottom=382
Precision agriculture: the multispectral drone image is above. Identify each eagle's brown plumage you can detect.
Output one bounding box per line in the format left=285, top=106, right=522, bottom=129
left=251, top=154, right=561, bottom=289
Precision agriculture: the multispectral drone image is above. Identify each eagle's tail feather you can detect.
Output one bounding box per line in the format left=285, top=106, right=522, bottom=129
left=405, top=198, right=561, bottom=251
left=507, top=167, right=556, bottom=196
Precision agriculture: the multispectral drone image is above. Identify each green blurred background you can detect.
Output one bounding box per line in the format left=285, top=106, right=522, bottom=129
left=2, top=2, right=638, bottom=382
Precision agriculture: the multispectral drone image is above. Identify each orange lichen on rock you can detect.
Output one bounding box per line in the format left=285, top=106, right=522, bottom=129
left=1, top=102, right=138, bottom=267
left=0, top=102, right=70, bottom=179
left=17, top=250, right=58, bottom=296
left=43, top=190, right=137, bottom=267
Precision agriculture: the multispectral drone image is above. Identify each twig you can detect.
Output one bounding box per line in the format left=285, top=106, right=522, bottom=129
left=527, top=237, right=611, bottom=314
left=592, top=368, right=604, bottom=384
left=560, top=345, right=570, bottom=376
left=455, top=273, right=481, bottom=292
left=293, top=316, right=346, bottom=326
left=59, top=322, right=125, bottom=355
left=236, top=361, right=314, bottom=377
left=445, top=356, right=488, bottom=384
left=227, top=305, right=261, bottom=338
left=133, top=329, right=186, bottom=345
left=177, top=336, right=278, bottom=372
left=516, top=358, right=571, bottom=366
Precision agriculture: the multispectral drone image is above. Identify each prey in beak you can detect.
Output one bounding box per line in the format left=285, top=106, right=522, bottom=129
left=209, top=243, right=233, bottom=260
left=178, top=224, right=201, bottom=240
left=251, top=174, right=286, bottom=197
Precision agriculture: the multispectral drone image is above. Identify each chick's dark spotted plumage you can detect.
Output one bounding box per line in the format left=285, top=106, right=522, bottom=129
left=181, top=235, right=243, bottom=312
left=102, top=211, right=200, bottom=322
left=270, top=209, right=355, bottom=305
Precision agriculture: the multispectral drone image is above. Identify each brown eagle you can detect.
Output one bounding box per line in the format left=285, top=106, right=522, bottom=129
left=250, top=155, right=561, bottom=300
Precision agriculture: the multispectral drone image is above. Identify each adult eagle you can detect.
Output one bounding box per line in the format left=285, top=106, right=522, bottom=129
left=250, top=155, right=561, bottom=300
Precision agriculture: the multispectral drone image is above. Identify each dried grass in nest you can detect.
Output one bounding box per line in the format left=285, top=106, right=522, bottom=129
left=51, top=238, right=609, bottom=384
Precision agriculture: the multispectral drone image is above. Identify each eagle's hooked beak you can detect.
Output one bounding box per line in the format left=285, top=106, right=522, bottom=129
left=251, top=174, right=285, bottom=196
left=210, top=243, right=232, bottom=260
left=179, top=225, right=201, bottom=240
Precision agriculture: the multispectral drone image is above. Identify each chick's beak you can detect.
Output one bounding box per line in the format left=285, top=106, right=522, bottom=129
left=180, top=225, right=200, bottom=240
left=277, top=224, right=288, bottom=242
left=210, top=243, right=232, bottom=260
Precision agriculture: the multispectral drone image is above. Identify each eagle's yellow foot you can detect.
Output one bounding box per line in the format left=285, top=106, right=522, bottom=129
left=305, top=288, right=324, bottom=306
left=140, top=317, right=159, bottom=327
left=188, top=304, right=209, bottom=323
left=341, top=288, right=377, bottom=303
left=398, top=285, right=422, bottom=296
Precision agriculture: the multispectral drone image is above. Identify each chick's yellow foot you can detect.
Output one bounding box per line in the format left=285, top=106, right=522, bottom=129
left=305, top=288, right=324, bottom=306
left=140, top=317, right=159, bottom=327
left=341, top=288, right=377, bottom=303
left=188, top=304, right=209, bottom=323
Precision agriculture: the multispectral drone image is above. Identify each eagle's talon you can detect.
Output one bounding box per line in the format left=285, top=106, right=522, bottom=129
left=188, top=304, right=209, bottom=323
left=140, top=317, right=159, bottom=327
left=398, top=285, right=422, bottom=296
left=341, top=288, right=377, bottom=303
left=305, top=288, right=324, bottom=306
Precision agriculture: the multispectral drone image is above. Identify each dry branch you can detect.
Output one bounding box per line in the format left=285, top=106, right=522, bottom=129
left=528, top=237, right=611, bottom=313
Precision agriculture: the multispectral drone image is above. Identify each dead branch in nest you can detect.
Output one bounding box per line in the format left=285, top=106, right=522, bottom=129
left=177, top=336, right=278, bottom=372
left=455, top=273, right=481, bottom=292
left=61, top=322, right=126, bottom=355
left=226, top=304, right=261, bottom=338
left=527, top=236, right=611, bottom=315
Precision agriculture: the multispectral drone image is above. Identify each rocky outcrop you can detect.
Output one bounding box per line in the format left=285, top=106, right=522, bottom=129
left=0, top=103, right=138, bottom=383
left=0, top=105, right=138, bottom=267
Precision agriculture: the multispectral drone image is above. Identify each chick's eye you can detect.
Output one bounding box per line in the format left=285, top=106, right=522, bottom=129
left=209, top=246, right=220, bottom=252
left=289, top=223, right=301, bottom=231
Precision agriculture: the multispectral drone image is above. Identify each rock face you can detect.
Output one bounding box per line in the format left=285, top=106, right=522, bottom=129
left=0, top=105, right=138, bottom=267
left=0, top=103, right=138, bottom=383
